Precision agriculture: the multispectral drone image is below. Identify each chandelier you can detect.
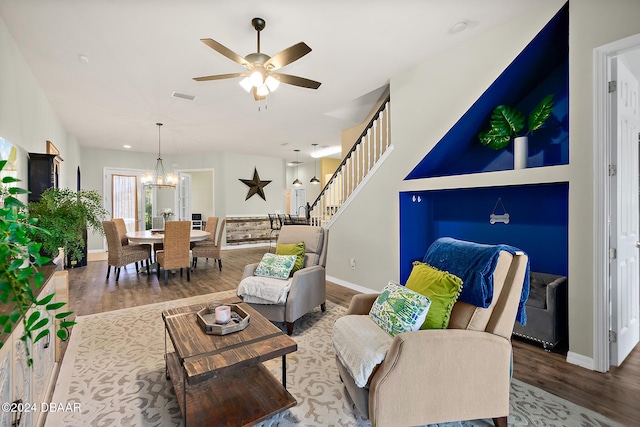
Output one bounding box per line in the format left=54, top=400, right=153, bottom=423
left=141, top=123, right=178, bottom=189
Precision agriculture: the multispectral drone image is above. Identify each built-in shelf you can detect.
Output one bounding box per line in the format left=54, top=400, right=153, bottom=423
left=399, top=3, right=569, bottom=282
left=405, top=3, right=569, bottom=180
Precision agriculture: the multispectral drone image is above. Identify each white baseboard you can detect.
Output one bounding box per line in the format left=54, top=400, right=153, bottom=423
left=326, top=275, right=378, bottom=294
left=223, top=242, right=270, bottom=250
left=566, top=351, right=595, bottom=371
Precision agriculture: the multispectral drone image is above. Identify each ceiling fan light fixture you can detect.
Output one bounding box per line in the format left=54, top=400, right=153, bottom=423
left=250, top=69, right=264, bottom=87
left=239, top=77, right=252, bottom=92
left=265, top=75, right=280, bottom=92
left=256, top=84, right=269, bottom=97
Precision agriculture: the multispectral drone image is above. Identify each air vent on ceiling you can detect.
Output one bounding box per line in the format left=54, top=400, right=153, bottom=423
left=171, top=91, right=196, bottom=101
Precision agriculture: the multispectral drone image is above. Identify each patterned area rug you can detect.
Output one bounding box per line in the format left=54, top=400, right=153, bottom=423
left=47, top=291, right=621, bottom=427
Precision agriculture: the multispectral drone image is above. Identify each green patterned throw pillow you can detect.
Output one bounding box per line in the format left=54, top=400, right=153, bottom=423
left=254, top=253, right=298, bottom=280
left=369, top=281, right=431, bottom=337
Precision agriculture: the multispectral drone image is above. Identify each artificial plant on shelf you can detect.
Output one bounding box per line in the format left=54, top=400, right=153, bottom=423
left=28, top=187, right=107, bottom=263
left=478, top=94, right=554, bottom=150
left=0, top=160, right=75, bottom=366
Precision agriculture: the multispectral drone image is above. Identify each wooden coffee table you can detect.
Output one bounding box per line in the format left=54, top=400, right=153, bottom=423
left=162, top=299, right=297, bottom=426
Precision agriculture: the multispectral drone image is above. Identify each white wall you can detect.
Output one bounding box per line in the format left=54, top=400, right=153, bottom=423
left=190, top=170, right=214, bottom=219
left=327, top=0, right=640, bottom=364
left=0, top=15, right=80, bottom=191
left=567, top=0, right=640, bottom=360
left=327, top=1, right=565, bottom=291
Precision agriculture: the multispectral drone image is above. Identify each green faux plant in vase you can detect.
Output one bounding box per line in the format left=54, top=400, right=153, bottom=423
left=478, top=94, right=554, bottom=150
left=28, top=187, right=107, bottom=263
left=0, top=160, right=75, bottom=366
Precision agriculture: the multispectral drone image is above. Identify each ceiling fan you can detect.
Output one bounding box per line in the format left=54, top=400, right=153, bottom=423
left=193, top=17, right=322, bottom=100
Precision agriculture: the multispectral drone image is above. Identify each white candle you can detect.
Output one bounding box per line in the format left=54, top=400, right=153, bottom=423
left=214, top=305, right=231, bottom=324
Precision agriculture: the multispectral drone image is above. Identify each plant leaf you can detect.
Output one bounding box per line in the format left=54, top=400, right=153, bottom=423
left=36, top=292, right=55, bottom=306
left=57, top=329, right=69, bottom=340
left=46, top=302, right=66, bottom=311
left=528, top=94, right=554, bottom=134
left=492, top=105, right=525, bottom=136
left=34, top=329, right=50, bottom=343
left=30, top=318, right=49, bottom=332
left=60, top=320, right=76, bottom=328
left=55, top=311, right=73, bottom=319
left=26, top=311, right=40, bottom=328
left=479, top=128, right=511, bottom=150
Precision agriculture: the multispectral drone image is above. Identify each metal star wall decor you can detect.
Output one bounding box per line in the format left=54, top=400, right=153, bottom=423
left=239, top=167, right=271, bottom=201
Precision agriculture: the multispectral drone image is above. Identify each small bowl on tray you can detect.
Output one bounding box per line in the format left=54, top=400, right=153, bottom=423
left=196, top=303, right=250, bottom=335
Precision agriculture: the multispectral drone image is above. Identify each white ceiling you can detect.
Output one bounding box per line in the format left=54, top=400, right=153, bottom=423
left=0, top=0, right=548, bottom=163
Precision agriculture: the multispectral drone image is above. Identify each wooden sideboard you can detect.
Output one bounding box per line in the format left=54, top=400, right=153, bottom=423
left=0, top=265, right=69, bottom=427
left=225, top=216, right=271, bottom=245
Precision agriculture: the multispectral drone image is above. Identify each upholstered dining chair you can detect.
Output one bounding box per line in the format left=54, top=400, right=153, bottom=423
left=332, top=240, right=528, bottom=427
left=192, top=217, right=226, bottom=271
left=238, top=225, right=329, bottom=335
left=156, top=220, right=192, bottom=285
left=103, top=220, right=151, bottom=281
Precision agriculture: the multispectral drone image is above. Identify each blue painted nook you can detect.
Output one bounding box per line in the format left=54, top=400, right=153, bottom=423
left=399, top=3, right=569, bottom=283
left=406, top=3, right=569, bottom=179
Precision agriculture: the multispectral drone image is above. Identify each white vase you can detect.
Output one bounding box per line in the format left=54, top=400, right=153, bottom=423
left=513, top=136, right=528, bottom=169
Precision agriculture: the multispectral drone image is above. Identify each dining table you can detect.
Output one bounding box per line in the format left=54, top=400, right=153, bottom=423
left=126, top=229, right=211, bottom=271
left=126, top=229, right=210, bottom=245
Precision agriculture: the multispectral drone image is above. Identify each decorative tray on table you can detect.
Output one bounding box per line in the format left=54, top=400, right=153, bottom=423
left=196, top=303, right=250, bottom=335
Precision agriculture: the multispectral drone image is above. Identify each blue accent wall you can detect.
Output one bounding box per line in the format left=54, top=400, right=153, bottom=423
left=405, top=3, right=569, bottom=179
left=399, top=183, right=569, bottom=283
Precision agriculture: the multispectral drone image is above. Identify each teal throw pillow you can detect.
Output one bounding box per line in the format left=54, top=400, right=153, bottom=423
left=254, top=253, right=297, bottom=280
left=369, top=281, right=431, bottom=337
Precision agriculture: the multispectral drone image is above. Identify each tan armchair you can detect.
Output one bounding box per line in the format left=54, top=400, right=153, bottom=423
left=239, top=225, right=329, bottom=335
left=192, top=217, right=225, bottom=271
left=334, top=249, right=528, bottom=427
left=103, top=220, right=151, bottom=281
left=156, top=220, right=192, bottom=285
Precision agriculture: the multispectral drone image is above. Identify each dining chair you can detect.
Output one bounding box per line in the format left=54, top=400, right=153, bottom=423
left=156, top=220, right=192, bottom=285
left=268, top=213, right=282, bottom=251
left=192, top=217, right=226, bottom=271
left=103, top=220, right=151, bottom=281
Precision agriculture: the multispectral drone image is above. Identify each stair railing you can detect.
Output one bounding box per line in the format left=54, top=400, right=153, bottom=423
left=308, top=95, right=391, bottom=227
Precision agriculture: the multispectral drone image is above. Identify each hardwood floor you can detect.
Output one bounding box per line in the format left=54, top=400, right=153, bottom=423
left=65, top=246, right=638, bottom=426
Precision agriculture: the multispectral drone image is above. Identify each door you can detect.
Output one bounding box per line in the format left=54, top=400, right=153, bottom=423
left=104, top=168, right=146, bottom=232
left=111, top=174, right=138, bottom=232
left=178, top=172, right=192, bottom=221
left=291, top=188, right=306, bottom=216
left=610, top=57, right=640, bottom=366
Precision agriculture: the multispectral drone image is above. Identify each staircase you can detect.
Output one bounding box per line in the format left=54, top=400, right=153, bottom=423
left=309, top=95, right=391, bottom=227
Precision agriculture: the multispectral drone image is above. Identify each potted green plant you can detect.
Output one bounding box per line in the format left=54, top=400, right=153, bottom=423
left=0, top=160, right=74, bottom=366
left=478, top=94, right=554, bottom=169
left=28, top=187, right=107, bottom=265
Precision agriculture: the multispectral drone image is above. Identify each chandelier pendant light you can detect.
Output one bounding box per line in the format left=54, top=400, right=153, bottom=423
left=141, top=123, right=178, bottom=189
left=310, top=143, right=320, bottom=184
left=292, top=149, right=303, bottom=187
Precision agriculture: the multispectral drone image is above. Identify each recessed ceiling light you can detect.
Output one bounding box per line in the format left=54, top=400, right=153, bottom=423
left=171, top=91, right=196, bottom=101
left=450, top=20, right=468, bottom=34
left=311, top=145, right=341, bottom=158
left=123, top=145, right=131, bottom=149
left=78, top=54, right=89, bottom=63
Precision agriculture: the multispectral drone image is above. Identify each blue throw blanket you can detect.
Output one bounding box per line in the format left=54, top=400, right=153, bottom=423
left=423, top=237, right=530, bottom=325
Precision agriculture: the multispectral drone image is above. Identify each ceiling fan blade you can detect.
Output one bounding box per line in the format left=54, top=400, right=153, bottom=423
left=193, top=73, right=246, bottom=82
left=264, top=42, right=312, bottom=70
left=200, top=38, right=249, bottom=67
left=253, top=87, right=266, bottom=101
left=272, top=73, right=322, bottom=89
